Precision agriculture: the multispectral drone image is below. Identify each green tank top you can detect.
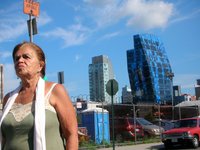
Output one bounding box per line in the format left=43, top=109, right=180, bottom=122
left=1, top=85, right=65, bottom=150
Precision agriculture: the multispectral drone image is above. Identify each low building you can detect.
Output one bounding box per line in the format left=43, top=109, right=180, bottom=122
left=195, top=79, right=200, bottom=100
left=121, top=85, right=133, bottom=104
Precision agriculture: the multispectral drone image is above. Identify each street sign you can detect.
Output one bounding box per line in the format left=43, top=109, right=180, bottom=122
left=106, top=79, right=118, bottom=96
left=76, top=102, right=82, bottom=109
left=106, top=79, right=118, bottom=150
left=24, top=0, right=40, bottom=17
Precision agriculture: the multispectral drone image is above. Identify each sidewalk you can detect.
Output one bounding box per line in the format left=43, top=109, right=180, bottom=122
left=97, top=142, right=164, bottom=150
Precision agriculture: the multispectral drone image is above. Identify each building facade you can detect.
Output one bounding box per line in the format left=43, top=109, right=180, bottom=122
left=127, top=34, right=173, bottom=104
left=121, top=85, right=133, bottom=104
left=89, top=55, right=116, bottom=103
left=173, top=85, right=181, bottom=97
left=195, top=79, right=200, bottom=100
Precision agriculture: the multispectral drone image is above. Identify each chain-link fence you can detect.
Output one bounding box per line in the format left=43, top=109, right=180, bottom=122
left=77, top=101, right=200, bottom=149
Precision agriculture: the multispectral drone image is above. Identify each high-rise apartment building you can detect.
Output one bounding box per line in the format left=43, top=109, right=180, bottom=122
left=89, top=55, right=116, bottom=103
left=127, top=34, right=173, bottom=104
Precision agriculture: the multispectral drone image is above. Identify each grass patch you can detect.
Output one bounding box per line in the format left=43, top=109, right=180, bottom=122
left=79, top=137, right=161, bottom=149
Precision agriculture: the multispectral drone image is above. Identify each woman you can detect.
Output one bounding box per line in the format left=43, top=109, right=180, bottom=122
left=0, top=42, right=78, bottom=150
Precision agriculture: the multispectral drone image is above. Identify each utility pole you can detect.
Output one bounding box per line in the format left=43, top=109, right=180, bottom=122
left=23, top=0, right=39, bottom=42
left=106, top=79, right=118, bottom=150
left=166, top=72, right=174, bottom=120
left=28, top=13, right=33, bottom=42
left=102, top=99, right=104, bottom=144
left=0, top=64, right=3, bottom=103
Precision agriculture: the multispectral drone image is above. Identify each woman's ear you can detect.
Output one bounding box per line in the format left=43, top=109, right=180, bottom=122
left=39, top=61, right=45, bottom=71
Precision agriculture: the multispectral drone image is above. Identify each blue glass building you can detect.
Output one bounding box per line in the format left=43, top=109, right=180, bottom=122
left=127, top=34, right=173, bottom=104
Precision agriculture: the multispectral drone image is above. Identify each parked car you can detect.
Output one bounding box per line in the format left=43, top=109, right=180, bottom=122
left=136, top=118, right=165, bottom=137
left=162, top=117, right=200, bottom=149
left=152, top=119, right=175, bottom=131
left=110, top=117, right=144, bottom=141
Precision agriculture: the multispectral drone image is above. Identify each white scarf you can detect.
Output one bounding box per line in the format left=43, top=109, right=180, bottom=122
left=0, top=77, right=46, bottom=150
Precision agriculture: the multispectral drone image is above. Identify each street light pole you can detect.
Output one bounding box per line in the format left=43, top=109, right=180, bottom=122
left=133, top=104, right=140, bottom=143
left=101, top=98, right=104, bottom=144
left=29, top=14, right=33, bottom=42
left=0, top=64, right=3, bottom=102
left=133, top=105, right=136, bottom=143
left=166, top=72, right=174, bottom=120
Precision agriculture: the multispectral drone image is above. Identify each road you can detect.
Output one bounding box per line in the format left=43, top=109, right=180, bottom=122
left=97, top=142, right=200, bottom=150
left=98, top=142, right=164, bottom=150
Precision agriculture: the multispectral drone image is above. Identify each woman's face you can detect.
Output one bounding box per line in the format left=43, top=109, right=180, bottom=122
left=14, top=45, right=43, bottom=78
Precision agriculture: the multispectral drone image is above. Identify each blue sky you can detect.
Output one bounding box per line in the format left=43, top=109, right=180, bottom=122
left=0, top=0, right=200, bottom=100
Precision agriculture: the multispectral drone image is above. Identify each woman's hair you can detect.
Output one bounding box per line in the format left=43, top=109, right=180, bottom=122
left=12, top=41, right=46, bottom=77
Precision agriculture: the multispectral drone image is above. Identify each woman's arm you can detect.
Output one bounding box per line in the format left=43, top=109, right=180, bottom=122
left=1, top=93, right=10, bottom=147
left=50, top=84, right=78, bottom=150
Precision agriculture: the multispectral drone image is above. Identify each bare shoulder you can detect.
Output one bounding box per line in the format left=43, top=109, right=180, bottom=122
left=45, top=81, right=65, bottom=93
left=45, top=81, right=61, bottom=94
left=52, top=84, right=68, bottom=100
left=46, top=82, right=70, bottom=106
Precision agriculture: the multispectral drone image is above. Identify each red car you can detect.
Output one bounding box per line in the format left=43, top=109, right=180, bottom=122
left=162, top=117, right=200, bottom=149
left=110, top=117, right=144, bottom=141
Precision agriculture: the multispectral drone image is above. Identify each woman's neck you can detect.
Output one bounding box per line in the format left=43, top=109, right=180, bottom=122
left=20, top=76, right=40, bottom=92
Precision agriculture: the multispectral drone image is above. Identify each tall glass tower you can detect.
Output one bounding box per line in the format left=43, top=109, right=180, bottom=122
left=89, top=55, right=116, bottom=103
left=127, top=34, right=173, bottom=104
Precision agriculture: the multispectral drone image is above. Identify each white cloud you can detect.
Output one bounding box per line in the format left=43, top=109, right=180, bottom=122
left=100, top=31, right=120, bottom=40
left=3, top=64, right=19, bottom=94
left=41, top=23, right=91, bottom=48
left=83, top=0, right=120, bottom=28
left=37, top=12, right=52, bottom=26
left=74, top=54, right=81, bottom=62
left=170, top=8, right=200, bottom=25
left=0, top=2, right=27, bottom=42
left=0, top=17, right=27, bottom=43
left=0, top=51, right=12, bottom=59
left=0, top=2, right=52, bottom=43
left=124, top=0, right=174, bottom=30
left=83, top=0, right=174, bottom=30
left=83, top=0, right=115, bottom=7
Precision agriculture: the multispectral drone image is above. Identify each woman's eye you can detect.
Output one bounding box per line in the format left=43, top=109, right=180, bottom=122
left=14, top=54, right=31, bottom=62
left=22, top=54, right=31, bottom=59
left=14, top=56, right=20, bottom=62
